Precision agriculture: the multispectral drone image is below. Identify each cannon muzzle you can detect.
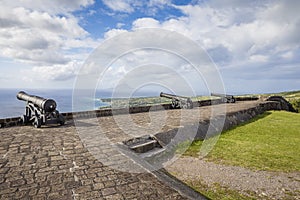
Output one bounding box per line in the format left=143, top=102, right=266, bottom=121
left=17, top=91, right=57, bottom=113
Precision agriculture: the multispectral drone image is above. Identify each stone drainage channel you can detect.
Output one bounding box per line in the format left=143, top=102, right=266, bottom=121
left=120, top=135, right=207, bottom=200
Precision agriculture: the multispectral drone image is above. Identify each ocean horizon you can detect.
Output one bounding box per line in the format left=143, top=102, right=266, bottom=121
left=0, top=88, right=116, bottom=118
left=0, top=88, right=172, bottom=118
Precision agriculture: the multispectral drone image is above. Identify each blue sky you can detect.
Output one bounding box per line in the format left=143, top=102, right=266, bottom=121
left=0, top=0, right=299, bottom=94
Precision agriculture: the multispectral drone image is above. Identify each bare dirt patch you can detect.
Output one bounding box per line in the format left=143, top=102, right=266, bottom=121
left=166, top=156, right=300, bottom=199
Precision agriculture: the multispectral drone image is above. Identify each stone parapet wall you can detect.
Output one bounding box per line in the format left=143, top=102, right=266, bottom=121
left=0, top=117, right=20, bottom=128
left=0, top=96, right=290, bottom=128
left=155, top=101, right=281, bottom=144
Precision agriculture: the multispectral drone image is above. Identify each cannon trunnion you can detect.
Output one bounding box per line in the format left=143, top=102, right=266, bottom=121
left=160, top=92, right=193, bottom=109
left=17, top=91, right=65, bottom=128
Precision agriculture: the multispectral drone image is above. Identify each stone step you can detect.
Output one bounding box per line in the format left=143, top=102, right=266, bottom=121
left=123, top=135, right=163, bottom=154
left=140, top=147, right=165, bottom=158
left=129, top=139, right=158, bottom=153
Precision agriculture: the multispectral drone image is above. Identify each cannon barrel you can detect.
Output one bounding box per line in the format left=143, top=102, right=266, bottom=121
left=160, top=92, right=193, bottom=109
left=17, top=91, right=57, bottom=113
left=211, top=92, right=235, bottom=103
left=160, top=92, right=188, bottom=100
left=211, top=92, right=233, bottom=98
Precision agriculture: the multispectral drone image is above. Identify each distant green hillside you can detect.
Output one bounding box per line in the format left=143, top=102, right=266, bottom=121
left=99, top=90, right=300, bottom=111
left=261, top=90, right=300, bottom=99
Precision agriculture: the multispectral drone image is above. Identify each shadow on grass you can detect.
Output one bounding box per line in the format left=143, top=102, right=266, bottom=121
left=222, top=111, right=272, bottom=135
left=172, top=111, right=275, bottom=157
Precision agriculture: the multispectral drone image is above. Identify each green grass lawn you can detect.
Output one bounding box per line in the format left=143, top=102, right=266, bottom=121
left=182, top=111, right=300, bottom=172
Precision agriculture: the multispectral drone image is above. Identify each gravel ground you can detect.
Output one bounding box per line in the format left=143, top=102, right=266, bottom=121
left=166, top=156, right=300, bottom=199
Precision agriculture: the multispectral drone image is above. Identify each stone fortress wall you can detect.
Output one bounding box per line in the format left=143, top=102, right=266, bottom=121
left=0, top=95, right=296, bottom=199
left=0, top=96, right=294, bottom=130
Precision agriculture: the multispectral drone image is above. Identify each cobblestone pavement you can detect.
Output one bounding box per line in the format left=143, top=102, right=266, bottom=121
left=0, top=123, right=190, bottom=199
left=0, top=101, right=262, bottom=199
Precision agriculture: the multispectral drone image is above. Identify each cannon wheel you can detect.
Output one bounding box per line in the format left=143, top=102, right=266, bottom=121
left=58, top=114, right=65, bottom=125
left=33, top=117, right=42, bottom=128
left=171, top=99, right=176, bottom=108
left=221, top=97, right=227, bottom=103
left=181, top=101, right=188, bottom=109
left=229, top=98, right=236, bottom=103
left=171, top=99, right=180, bottom=109
left=186, top=102, right=193, bottom=109
left=21, top=115, right=29, bottom=125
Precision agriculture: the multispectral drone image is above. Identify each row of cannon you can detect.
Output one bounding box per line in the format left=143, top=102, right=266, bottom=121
left=16, top=91, right=236, bottom=128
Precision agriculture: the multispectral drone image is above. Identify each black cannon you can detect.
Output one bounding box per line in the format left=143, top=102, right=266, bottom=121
left=211, top=92, right=236, bottom=103
left=160, top=92, right=193, bottom=109
left=17, top=91, right=65, bottom=128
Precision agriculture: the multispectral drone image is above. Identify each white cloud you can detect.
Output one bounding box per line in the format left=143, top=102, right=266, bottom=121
left=145, top=0, right=171, bottom=15
left=101, top=0, right=171, bottom=15
left=281, top=51, right=294, bottom=59
left=88, top=9, right=97, bottom=16
left=0, top=1, right=99, bottom=84
left=80, top=28, right=219, bottom=95
left=98, top=0, right=300, bottom=93
left=148, top=0, right=171, bottom=7
left=104, top=29, right=128, bottom=39
left=102, top=0, right=136, bottom=13
left=1, top=0, right=94, bottom=14
left=249, top=54, right=268, bottom=63
left=23, top=61, right=81, bottom=82
left=116, top=23, right=125, bottom=28
left=129, top=1, right=300, bottom=68
left=1, top=0, right=299, bottom=92
left=132, top=18, right=160, bottom=29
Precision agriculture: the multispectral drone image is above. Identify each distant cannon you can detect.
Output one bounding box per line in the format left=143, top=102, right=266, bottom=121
left=211, top=92, right=236, bottom=103
left=160, top=92, right=193, bottom=109
left=17, top=91, right=65, bottom=128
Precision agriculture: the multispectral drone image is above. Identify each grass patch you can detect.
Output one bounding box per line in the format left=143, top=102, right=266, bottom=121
left=182, top=111, right=300, bottom=172
left=187, top=181, right=257, bottom=200
left=290, top=98, right=300, bottom=113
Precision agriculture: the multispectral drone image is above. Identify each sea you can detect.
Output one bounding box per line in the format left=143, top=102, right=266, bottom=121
left=0, top=89, right=113, bottom=118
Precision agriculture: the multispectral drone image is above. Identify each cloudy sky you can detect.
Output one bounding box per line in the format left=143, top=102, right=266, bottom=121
left=0, top=0, right=299, bottom=94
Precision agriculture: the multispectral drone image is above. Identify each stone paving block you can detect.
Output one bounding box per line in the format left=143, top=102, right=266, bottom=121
left=103, top=180, right=115, bottom=188
left=39, top=166, right=58, bottom=173
left=93, top=182, right=105, bottom=190
left=105, top=193, right=124, bottom=200
left=47, top=192, right=62, bottom=200
left=32, top=195, right=46, bottom=200
left=28, top=188, right=38, bottom=196
left=51, top=183, right=66, bottom=192
left=81, top=179, right=93, bottom=186
left=0, top=193, right=15, bottom=199
left=101, top=187, right=117, bottom=196
left=19, top=183, right=38, bottom=192
left=65, top=181, right=81, bottom=189
left=10, top=179, right=26, bottom=187
left=14, top=190, right=28, bottom=199
left=0, top=187, right=18, bottom=195
left=47, top=173, right=63, bottom=184
left=74, top=185, right=92, bottom=194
